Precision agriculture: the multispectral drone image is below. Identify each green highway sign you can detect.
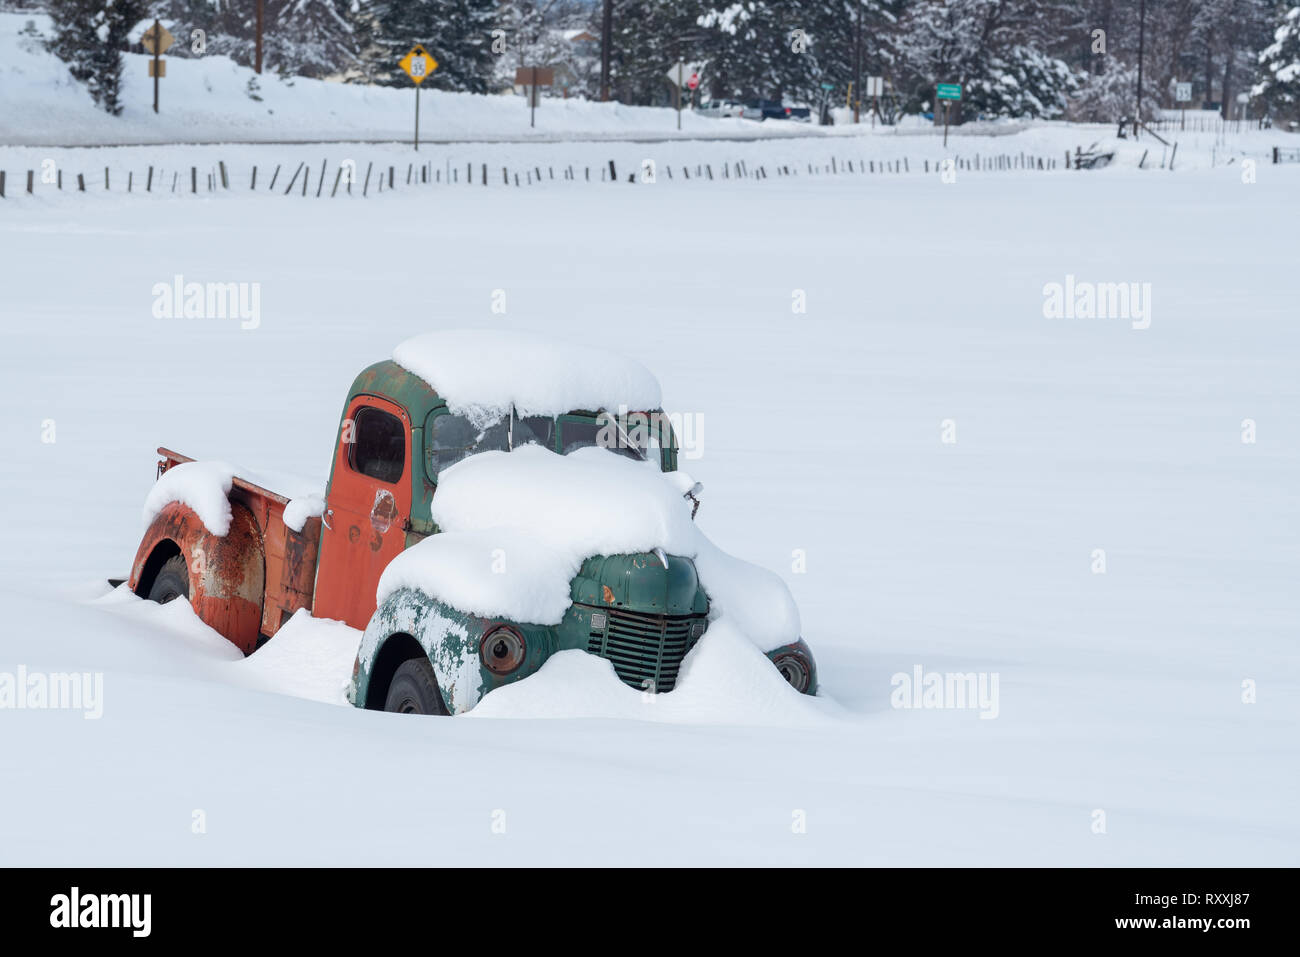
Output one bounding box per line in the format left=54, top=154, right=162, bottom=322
left=936, top=83, right=962, bottom=101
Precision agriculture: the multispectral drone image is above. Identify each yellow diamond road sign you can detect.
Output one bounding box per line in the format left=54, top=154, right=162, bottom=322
left=400, top=46, right=437, bottom=85
left=141, top=22, right=174, bottom=56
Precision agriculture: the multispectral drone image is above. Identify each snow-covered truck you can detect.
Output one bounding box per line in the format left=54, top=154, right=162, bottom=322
left=127, top=330, right=817, bottom=715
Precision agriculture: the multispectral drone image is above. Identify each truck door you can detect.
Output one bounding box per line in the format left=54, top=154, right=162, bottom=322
left=314, top=395, right=412, bottom=629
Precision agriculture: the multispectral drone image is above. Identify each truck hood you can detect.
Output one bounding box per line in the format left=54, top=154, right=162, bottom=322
left=376, top=445, right=801, bottom=653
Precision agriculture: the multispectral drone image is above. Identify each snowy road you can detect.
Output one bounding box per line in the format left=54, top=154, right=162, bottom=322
left=1, top=151, right=1297, bottom=865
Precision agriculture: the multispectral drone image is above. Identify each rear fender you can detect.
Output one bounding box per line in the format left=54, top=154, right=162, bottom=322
left=129, top=500, right=265, bottom=655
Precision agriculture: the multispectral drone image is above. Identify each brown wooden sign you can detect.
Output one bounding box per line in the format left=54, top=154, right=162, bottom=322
left=514, top=67, right=554, bottom=86
left=516, top=66, right=554, bottom=128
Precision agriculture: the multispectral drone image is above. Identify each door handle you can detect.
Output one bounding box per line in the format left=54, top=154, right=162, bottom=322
left=322, top=507, right=334, bottom=531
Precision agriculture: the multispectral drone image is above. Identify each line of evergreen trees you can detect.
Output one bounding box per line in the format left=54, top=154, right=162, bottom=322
left=38, top=0, right=1300, bottom=126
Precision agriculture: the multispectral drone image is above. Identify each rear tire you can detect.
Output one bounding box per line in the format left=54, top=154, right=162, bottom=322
left=148, top=554, right=189, bottom=604
left=384, top=657, right=448, bottom=716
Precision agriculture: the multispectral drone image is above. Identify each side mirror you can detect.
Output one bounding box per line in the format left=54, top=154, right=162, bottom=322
left=683, top=481, right=703, bottom=519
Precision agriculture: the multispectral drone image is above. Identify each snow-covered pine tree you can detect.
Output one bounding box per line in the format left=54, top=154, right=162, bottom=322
left=607, top=0, right=701, bottom=105
left=147, top=0, right=364, bottom=79
left=1067, top=62, right=1145, bottom=121
left=1190, top=0, right=1274, bottom=118
left=967, top=44, right=1079, bottom=118
left=693, top=1, right=821, bottom=104
left=357, top=0, right=496, bottom=92
left=1256, top=4, right=1300, bottom=125
left=797, top=0, right=902, bottom=115
left=895, top=0, right=1081, bottom=120
left=47, top=0, right=145, bottom=115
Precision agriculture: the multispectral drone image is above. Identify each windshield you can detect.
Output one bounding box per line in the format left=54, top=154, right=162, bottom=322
left=426, top=412, right=509, bottom=477
left=558, top=412, right=661, bottom=462
left=560, top=411, right=678, bottom=470
left=425, top=407, right=676, bottom=482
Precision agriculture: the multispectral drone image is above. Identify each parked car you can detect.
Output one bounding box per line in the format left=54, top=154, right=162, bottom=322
left=696, top=99, right=745, bottom=118
left=124, top=332, right=819, bottom=716
left=742, top=99, right=811, bottom=122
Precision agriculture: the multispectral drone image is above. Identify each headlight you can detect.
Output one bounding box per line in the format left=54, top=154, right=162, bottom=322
left=481, top=626, right=526, bottom=675
left=773, top=651, right=811, bottom=693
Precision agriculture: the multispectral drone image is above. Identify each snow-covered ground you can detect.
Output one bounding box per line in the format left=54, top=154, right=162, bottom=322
left=1, top=125, right=1298, bottom=864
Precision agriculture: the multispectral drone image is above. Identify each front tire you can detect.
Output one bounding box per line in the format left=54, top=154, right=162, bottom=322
left=384, top=657, right=448, bottom=716
left=148, top=554, right=190, bottom=604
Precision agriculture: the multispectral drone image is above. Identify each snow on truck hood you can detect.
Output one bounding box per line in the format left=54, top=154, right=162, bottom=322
left=392, top=329, right=663, bottom=428
left=376, top=445, right=802, bottom=653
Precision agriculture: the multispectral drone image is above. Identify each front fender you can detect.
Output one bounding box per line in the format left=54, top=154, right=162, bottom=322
left=765, top=638, right=818, bottom=696
left=354, top=587, right=557, bottom=714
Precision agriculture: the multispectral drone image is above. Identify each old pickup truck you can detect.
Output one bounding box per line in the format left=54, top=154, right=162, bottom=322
left=128, top=332, right=817, bottom=715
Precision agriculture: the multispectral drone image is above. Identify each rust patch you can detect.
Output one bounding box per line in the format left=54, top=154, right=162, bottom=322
left=370, top=488, right=398, bottom=533
left=602, top=585, right=615, bottom=605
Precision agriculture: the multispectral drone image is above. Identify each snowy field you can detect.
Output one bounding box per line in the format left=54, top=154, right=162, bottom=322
left=1, top=137, right=1298, bottom=865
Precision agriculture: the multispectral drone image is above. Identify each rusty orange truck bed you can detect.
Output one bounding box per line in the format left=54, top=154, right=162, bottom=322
left=127, top=448, right=322, bottom=653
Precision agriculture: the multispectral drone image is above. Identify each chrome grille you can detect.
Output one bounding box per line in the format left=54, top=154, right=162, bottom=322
left=587, top=608, right=705, bottom=692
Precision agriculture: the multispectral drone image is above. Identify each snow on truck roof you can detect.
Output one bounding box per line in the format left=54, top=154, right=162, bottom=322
left=392, top=330, right=662, bottom=428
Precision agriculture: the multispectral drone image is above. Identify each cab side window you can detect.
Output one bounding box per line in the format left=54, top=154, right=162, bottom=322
left=350, top=406, right=405, bottom=483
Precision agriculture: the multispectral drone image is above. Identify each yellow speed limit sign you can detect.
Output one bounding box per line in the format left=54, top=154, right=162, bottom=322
left=400, top=45, right=437, bottom=85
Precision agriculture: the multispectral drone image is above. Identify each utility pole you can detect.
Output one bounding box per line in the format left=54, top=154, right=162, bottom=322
left=853, top=1, right=862, bottom=123
left=255, top=0, right=264, bottom=74
left=1135, top=0, right=1146, bottom=137
left=600, top=0, right=612, bottom=101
